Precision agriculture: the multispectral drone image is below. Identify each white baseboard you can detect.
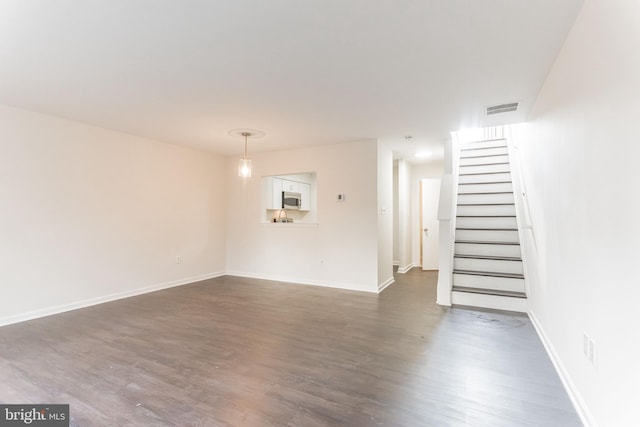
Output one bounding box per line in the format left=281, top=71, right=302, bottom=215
left=392, top=261, right=400, bottom=266
left=397, top=263, right=415, bottom=274
left=529, top=310, right=596, bottom=427
left=378, top=276, right=395, bottom=292
left=0, top=269, right=391, bottom=327
left=225, top=271, right=379, bottom=293
left=0, top=271, right=225, bottom=327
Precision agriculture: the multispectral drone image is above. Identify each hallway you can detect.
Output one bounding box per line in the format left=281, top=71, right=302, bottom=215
left=0, top=270, right=580, bottom=426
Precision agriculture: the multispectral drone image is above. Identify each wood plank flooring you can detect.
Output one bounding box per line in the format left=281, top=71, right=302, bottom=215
left=0, top=269, right=581, bottom=426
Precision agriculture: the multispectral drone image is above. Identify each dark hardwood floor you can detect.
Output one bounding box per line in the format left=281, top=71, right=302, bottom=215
left=0, top=269, right=581, bottom=426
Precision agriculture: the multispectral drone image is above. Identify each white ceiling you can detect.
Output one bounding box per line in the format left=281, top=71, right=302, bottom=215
left=0, top=0, right=583, bottom=162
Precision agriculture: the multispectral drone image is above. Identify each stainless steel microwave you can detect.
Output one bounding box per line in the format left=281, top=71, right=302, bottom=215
left=282, top=191, right=301, bottom=210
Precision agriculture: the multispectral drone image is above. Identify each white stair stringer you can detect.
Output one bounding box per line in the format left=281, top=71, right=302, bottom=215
left=452, top=138, right=527, bottom=313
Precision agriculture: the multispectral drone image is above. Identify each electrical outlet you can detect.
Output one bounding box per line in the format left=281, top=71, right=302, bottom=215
left=175, top=256, right=181, bottom=264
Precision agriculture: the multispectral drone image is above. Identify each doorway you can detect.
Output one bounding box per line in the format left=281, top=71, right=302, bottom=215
left=420, top=178, right=441, bottom=270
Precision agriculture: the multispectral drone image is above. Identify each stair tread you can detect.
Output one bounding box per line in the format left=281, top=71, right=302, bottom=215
left=458, top=181, right=512, bottom=185
left=457, top=203, right=515, bottom=206
left=457, top=215, right=516, bottom=218
left=460, top=145, right=507, bottom=152
left=454, top=254, right=522, bottom=261
left=458, top=192, right=514, bottom=195
left=460, top=154, right=509, bottom=160
left=456, top=228, right=518, bottom=231
left=462, top=138, right=506, bottom=144
left=452, top=286, right=526, bottom=299
left=459, top=171, right=511, bottom=176
left=460, top=162, right=509, bottom=167
left=455, top=240, right=520, bottom=245
left=456, top=216, right=516, bottom=218
left=453, top=269, right=524, bottom=279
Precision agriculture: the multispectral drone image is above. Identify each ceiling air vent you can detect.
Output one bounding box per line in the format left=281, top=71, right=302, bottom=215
left=486, top=102, right=519, bottom=115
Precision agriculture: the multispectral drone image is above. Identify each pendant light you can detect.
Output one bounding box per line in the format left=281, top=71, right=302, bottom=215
left=229, top=128, right=265, bottom=178
left=238, top=131, right=252, bottom=177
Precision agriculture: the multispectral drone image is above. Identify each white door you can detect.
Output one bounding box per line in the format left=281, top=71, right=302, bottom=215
left=421, top=178, right=441, bottom=270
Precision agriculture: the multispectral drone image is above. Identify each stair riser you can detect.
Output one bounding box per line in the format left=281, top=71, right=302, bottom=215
left=459, top=172, right=511, bottom=184
left=458, top=193, right=515, bottom=204
left=461, top=139, right=507, bottom=150
left=460, top=154, right=509, bottom=166
left=455, top=229, right=520, bottom=243
left=456, top=216, right=518, bottom=229
left=456, top=205, right=516, bottom=216
left=453, top=273, right=525, bottom=293
left=451, top=291, right=527, bottom=313
left=454, top=257, right=524, bottom=275
left=455, top=243, right=521, bottom=258
left=458, top=182, right=513, bottom=194
left=460, top=146, right=509, bottom=158
left=459, top=163, right=510, bottom=174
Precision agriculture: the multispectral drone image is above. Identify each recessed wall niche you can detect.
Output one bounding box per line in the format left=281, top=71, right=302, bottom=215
left=261, top=172, right=317, bottom=224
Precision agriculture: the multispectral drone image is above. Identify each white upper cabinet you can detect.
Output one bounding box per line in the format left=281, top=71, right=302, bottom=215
left=299, top=183, right=310, bottom=211
left=263, top=177, right=283, bottom=210
left=264, top=178, right=310, bottom=211
left=281, top=179, right=300, bottom=193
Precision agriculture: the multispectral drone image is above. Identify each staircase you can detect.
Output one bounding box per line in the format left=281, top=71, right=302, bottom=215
left=451, top=138, right=527, bottom=312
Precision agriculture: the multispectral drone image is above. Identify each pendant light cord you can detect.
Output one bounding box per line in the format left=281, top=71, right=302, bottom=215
left=242, top=132, right=250, bottom=159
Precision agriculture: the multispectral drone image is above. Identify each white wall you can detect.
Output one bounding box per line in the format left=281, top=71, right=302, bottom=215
left=396, top=160, right=413, bottom=272
left=393, top=163, right=399, bottom=264
left=411, top=160, right=445, bottom=267
left=225, top=140, right=381, bottom=292
left=377, top=142, right=394, bottom=290
left=511, top=1, right=640, bottom=424
left=0, top=105, right=227, bottom=325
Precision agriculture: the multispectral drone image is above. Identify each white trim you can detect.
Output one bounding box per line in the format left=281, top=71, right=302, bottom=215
left=259, top=222, right=319, bottom=228
left=392, top=261, right=400, bottom=266
left=378, top=276, right=395, bottom=292
left=529, top=310, right=597, bottom=427
left=397, top=264, right=414, bottom=274
left=226, top=271, right=379, bottom=293
left=0, top=272, right=225, bottom=327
